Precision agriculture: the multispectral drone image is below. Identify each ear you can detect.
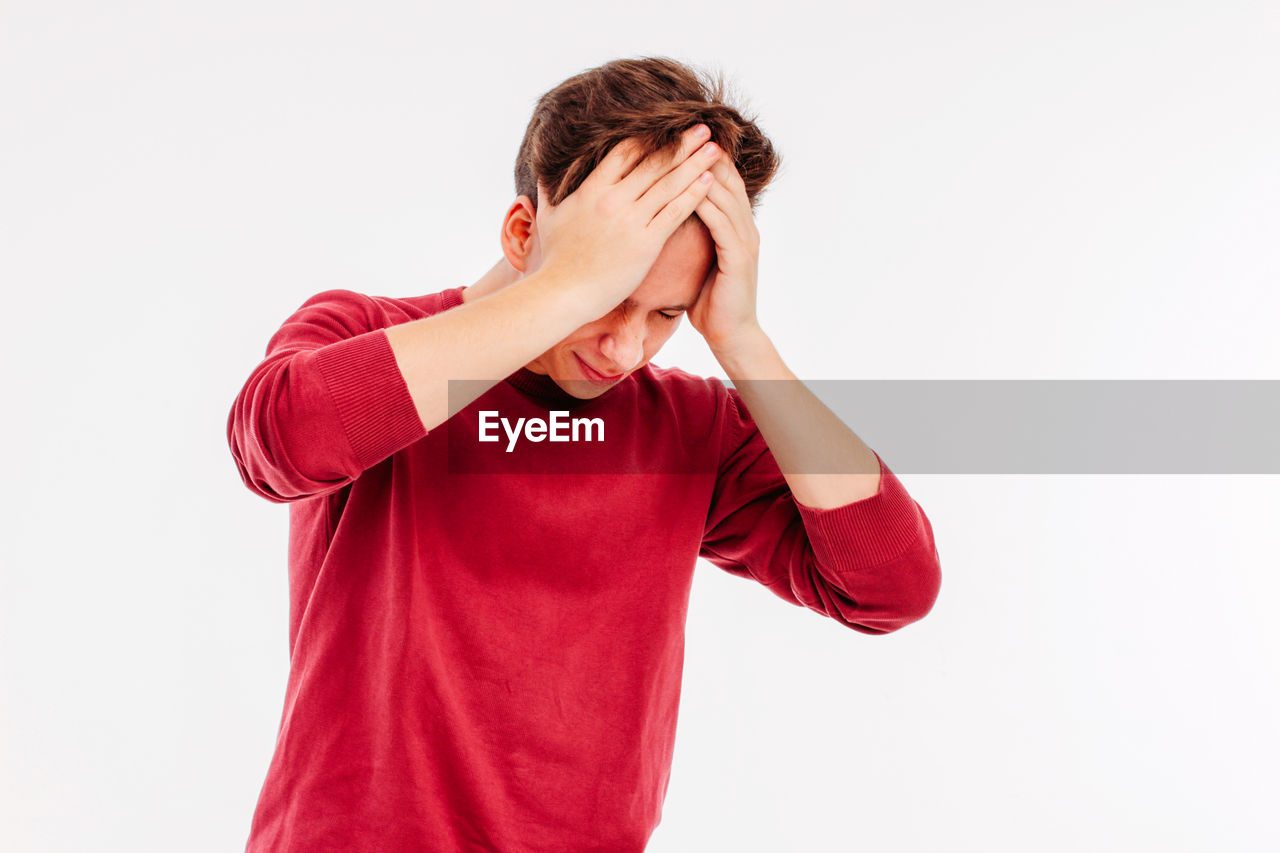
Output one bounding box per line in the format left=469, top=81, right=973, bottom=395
left=500, top=194, right=538, bottom=273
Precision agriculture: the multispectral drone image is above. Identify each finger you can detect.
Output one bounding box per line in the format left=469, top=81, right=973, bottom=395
left=708, top=160, right=754, bottom=238
left=711, top=155, right=749, bottom=199
left=695, top=193, right=734, bottom=252
left=583, top=136, right=647, bottom=189
left=645, top=167, right=715, bottom=239
left=698, top=186, right=759, bottom=268
left=619, top=124, right=713, bottom=200
left=635, top=139, right=722, bottom=225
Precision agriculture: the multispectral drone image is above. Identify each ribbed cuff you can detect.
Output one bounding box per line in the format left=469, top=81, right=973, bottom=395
left=312, top=328, right=427, bottom=469
left=795, top=450, right=926, bottom=572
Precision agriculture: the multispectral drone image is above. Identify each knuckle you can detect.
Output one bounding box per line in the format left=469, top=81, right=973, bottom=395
left=663, top=201, right=686, bottom=227
left=626, top=159, right=651, bottom=183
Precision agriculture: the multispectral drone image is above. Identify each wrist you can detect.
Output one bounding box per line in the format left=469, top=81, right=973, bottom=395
left=709, top=322, right=766, bottom=357
left=527, top=263, right=637, bottom=325
left=520, top=266, right=611, bottom=325
left=710, top=325, right=780, bottom=377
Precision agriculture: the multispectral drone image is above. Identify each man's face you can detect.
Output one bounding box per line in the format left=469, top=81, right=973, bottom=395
left=526, top=217, right=715, bottom=399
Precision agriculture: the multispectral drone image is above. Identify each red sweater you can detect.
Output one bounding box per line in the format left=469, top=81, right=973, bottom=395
left=227, top=285, right=941, bottom=852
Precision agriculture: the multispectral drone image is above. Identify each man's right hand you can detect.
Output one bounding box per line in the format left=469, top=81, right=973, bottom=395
left=533, top=124, right=722, bottom=319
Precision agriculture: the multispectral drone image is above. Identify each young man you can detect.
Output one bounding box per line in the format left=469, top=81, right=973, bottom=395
left=228, top=57, right=941, bottom=852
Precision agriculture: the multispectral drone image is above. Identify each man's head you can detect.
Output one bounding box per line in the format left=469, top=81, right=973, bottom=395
left=503, top=56, right=782, bottom=399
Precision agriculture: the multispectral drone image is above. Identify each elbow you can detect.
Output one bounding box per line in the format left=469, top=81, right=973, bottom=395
left=875, top=508, right=943, bottom=633
left=843, top=546, right=942, bottom=636
left=889, top=546, right=943, bottom=632
left=901, top=546, right=943, bottom=625
left=226, top=429, right=316, bottom=504
left=227, top=436, right=289, bottom=504
left=226, top=402, right=324, bottom=504
left=225, top=354, right=358, bottom=503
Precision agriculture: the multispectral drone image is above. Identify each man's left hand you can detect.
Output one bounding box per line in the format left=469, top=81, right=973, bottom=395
left=688, top=156, right=764, bottom=357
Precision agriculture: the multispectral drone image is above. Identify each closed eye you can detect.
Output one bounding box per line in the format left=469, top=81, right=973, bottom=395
left=658, top=312, right=682, bottom=321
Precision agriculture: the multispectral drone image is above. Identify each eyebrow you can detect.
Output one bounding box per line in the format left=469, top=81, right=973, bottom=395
left=621, top=297, right=692, bottom=311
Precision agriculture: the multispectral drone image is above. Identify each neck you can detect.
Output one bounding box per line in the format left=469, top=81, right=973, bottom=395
left=462, top=258, right=524, bottom=304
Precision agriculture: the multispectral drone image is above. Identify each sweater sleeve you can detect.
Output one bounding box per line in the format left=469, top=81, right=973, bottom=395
left=698, top=388, right=942, bottom=635
left=226, top=289, right=428, bottom=503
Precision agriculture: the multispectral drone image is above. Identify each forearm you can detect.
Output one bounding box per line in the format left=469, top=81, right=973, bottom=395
left=385, top=269, right=588, bottom=432
left=712, top=327, right=882, bottom=509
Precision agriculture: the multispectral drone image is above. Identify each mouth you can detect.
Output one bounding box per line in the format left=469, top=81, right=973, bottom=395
left=574, top=353, right=623, bottom=386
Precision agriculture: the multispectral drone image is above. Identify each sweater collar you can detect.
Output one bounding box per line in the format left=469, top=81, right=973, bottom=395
left=503, top=366, right=596, bottom=409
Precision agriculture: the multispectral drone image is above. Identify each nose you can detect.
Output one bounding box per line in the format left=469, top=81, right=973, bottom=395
left=599, top=311, right=646, bottom=373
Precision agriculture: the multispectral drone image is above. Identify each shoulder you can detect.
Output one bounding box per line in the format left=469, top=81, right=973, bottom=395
left=285, top=285, right=464, bottom=330
left=262, top=286, right=463, bottom=354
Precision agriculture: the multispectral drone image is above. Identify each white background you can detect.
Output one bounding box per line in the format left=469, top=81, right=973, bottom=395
left=3, top=1, right=1278, bottom=850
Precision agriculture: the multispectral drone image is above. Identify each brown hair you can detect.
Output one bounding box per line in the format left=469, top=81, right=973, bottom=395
left=514, top=56, right=783, bottom=217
